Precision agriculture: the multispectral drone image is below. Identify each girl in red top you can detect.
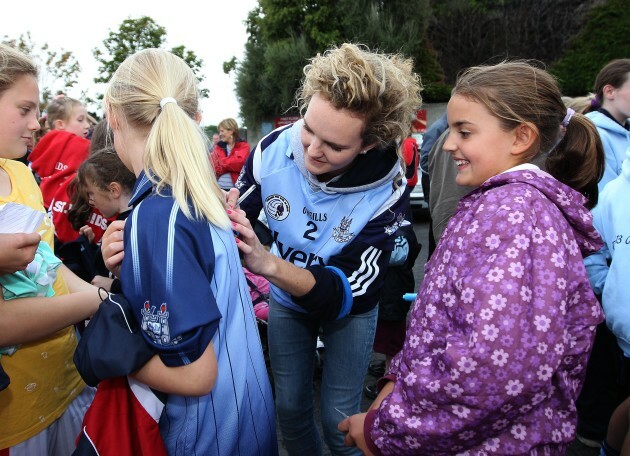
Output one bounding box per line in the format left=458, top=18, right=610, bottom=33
left=28, top=96, right=90, bottom=208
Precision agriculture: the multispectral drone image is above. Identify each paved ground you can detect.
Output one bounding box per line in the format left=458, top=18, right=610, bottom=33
left=271, top=212, right=602, bottom=455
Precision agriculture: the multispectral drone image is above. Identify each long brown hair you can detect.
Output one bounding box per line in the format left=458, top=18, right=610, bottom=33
left=453, top=61, right=604, bottom=208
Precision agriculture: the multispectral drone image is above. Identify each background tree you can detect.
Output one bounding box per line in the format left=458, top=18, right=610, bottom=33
left=1, top=32, right=81, bottom=111
left=234, top=0, right=441, bottom=129
left=428, top=0, right=599, bottom=85
left=341, top=0, right=446, bottom=101
left=92, top=16, right=208, bottom=97
left=551, top=0, right=630, bottom=96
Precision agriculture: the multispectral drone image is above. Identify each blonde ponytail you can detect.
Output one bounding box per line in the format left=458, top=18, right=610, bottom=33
left=104, top=49, right=228, bottom=228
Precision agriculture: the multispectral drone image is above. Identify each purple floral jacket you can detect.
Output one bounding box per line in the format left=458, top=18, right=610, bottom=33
left=365, top=169, right=603, bottom=455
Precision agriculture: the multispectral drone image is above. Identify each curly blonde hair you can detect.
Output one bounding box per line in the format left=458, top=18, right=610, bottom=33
left=298, top=43, right=422, bottom=148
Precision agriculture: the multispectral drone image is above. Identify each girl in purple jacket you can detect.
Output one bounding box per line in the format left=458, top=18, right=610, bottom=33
left=339, top=61, right=605, bottom=455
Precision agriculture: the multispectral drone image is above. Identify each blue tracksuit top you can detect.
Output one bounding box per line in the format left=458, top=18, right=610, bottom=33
left=585, top=148, right=630, bottom=357
left=586, top=110, right=630, bottom=191
left=120, top=172, right=277, bottom=456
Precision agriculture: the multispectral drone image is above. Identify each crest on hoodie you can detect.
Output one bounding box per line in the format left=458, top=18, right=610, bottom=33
left=384, top=213, right=405, bottom=236
left=333, top=216, right=354, bottom=242
left=141, top=301, right=171, bottom=345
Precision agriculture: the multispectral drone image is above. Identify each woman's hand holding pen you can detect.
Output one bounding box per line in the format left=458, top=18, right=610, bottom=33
left=227, top=206, right=270, bottom=277
left=225, top=187, right=240, bottom=209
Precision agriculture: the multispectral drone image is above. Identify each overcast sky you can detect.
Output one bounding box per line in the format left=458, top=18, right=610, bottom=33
left=1, top=0, right=259, bottom=126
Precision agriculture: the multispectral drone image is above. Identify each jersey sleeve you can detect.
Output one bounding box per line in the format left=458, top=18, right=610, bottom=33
left=294, top=190, right=409, bottom=318
left=124, top=201, right=221, bottom=367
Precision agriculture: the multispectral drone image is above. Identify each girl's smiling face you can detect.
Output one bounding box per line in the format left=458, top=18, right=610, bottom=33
left=443, top=94, right=522, bottom=187
left=0, top=74, right=40, bottom=159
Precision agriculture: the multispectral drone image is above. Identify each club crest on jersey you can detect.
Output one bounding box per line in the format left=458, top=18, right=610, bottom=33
left=265, top=194, right=290, bottom=221
left=141, top=301, right=171, bottom=345
left=333, top=216, right=354, bottom=243
left=384, top=213, right=405, bottom=236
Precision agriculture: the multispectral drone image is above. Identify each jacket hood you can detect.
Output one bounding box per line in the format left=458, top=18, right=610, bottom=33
left=29, top=129, right=90, bottom=177
left=288, top=119, right=403, bottom=194
left=481, top=168, right=603, bottom=257
left=586, top=111, right=630, bottom=137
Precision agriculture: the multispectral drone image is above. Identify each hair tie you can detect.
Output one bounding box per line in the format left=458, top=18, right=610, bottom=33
left=160, top=97, right=177, bottom=109
left=590, top=96, right=601, bottom=110
left=561, top=108, right=575, bottom=128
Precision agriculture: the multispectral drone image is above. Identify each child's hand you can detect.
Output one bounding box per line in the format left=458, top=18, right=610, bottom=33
left=91, top=275, right=114, bottom=291
left=79, top=225, right=95, bottom=243
left=101, top=220, right=126, bottom=278
left=338, top=413, right=373, bottom=455
left=0, top=233, right=41, bottom=274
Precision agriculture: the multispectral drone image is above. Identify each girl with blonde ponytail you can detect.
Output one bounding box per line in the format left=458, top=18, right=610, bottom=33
left=91, top=48, right=277, bottom=455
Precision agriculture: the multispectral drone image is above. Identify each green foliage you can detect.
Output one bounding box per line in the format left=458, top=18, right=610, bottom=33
left=342, top=0, right=444, bottom=87
left=235, top=0, right=440, bottom=127
left=203, top=125, right=218, bottom=138
left=551, top=0, right=630, bottom=96
left=93, top=16, right=166, bottom=84
left=261, top=38, right=310, bottom=115
left=170, top=45, right=208, bottom=98
left=92, top=16, right=208, bottom=97
left=236, top=0, right=624, bottom=125
left=258, top=0, right=343, bottom=51
left=423, top=82, right=453, bottom=103
left=235, top=38, right=268, bottom=128
left=236, top=35, right=309, bottom=127
left=429, top=0, right=599, bottom=88
left=223, top=57, right=238, bottom=74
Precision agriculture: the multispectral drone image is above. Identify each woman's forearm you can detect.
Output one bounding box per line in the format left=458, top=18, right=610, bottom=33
left=260, top=253, right=316, bottom=297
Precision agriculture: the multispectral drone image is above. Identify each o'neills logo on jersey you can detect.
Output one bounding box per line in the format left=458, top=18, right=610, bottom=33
left=265, top=194, right=290, bottom=221
left=332, top=216, right=354, bottom=243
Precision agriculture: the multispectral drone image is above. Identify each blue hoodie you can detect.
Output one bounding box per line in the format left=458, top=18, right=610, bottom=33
left=586, top=110, right=630, bottom=190
left=585, top=146, right=630, bottom=356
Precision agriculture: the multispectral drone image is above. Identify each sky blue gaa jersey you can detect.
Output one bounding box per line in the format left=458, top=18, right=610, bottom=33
left=237, top=120, right=408, bottom=315
left=121, top=173, right=277, bottom=456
